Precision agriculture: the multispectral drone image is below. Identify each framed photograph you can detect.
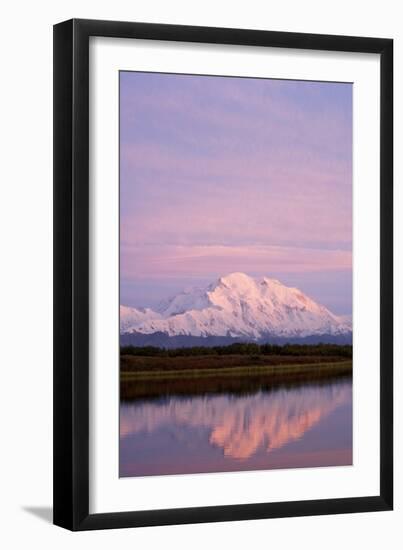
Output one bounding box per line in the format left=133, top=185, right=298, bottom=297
left=53, top=19, right=393, bottom=530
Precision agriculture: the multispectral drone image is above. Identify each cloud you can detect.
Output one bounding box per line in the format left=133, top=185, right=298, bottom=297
left=120, top=140, right=351, bottom=250
left=121, top=243, right=351, bottom=280
left=119, top=72, right=352, bottom=311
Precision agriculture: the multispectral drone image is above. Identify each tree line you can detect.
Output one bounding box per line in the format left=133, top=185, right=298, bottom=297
left=120, top=342, right=352, bottom=358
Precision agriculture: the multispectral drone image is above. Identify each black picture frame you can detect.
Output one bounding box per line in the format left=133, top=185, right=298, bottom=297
left=53, top=18, right=393, bottom=531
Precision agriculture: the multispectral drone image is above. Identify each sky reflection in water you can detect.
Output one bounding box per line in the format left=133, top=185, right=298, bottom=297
left=120, top=377, right=352, bottom=477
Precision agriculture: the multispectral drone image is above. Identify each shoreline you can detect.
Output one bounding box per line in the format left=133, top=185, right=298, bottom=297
left=120, top=360, right=352, bottom=401
left=121, top=360, right=352, bottom=381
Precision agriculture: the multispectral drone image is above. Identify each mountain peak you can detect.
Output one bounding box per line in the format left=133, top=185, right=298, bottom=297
left=218, top=272, right=285, bottom=289
left=217, top=272, right=255, bottom=289
left=221, top=272, right=253, bottom=283
left=120, top=273, right=352, bottom=340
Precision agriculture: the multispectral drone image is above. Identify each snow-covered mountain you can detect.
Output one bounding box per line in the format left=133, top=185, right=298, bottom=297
left=120, top=273, right=352, bottom=344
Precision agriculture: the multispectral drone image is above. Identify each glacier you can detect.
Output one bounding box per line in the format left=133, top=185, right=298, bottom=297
left=120, top=272, right=352, bottom=341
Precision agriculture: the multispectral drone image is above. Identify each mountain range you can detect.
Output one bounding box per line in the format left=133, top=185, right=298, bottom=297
left=120, top=272, right=352, bottom=347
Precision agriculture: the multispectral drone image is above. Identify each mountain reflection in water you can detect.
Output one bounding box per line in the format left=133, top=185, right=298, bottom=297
left=120, top=377, right=352, bottom=477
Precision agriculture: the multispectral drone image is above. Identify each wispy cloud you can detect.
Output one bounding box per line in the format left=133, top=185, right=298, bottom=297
left=121, top=244, right=351, bottom=280
left=120, top=72, right=352, bottom=313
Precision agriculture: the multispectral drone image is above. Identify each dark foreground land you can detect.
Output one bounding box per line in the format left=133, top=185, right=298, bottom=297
left=120, top=343, right=352, bottom=400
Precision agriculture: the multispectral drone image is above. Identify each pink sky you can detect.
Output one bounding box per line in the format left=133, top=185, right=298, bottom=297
left=120, top=72, right=352, bottom=314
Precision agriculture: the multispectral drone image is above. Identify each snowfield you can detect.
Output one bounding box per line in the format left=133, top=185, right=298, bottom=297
left=120, top=272, right=352, bottom=339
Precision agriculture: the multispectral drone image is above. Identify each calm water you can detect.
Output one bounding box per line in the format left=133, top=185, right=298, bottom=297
left=120, top=376, right=352, bottom=477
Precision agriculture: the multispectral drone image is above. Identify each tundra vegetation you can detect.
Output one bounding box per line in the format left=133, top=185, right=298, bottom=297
left=120, top=343, right=352, bottom=400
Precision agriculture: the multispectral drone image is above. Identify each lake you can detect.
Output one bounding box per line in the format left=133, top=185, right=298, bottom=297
left=120, top=375, right=352, bottom=477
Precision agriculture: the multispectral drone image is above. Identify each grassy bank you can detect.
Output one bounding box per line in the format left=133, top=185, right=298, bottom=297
left=120, top=360, right=352, bottom=401
left=121, top=359, right=352, bottom=380
left=120, top=344, right=352, bottom=400
left=120, top=352, right=351, bottom=374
